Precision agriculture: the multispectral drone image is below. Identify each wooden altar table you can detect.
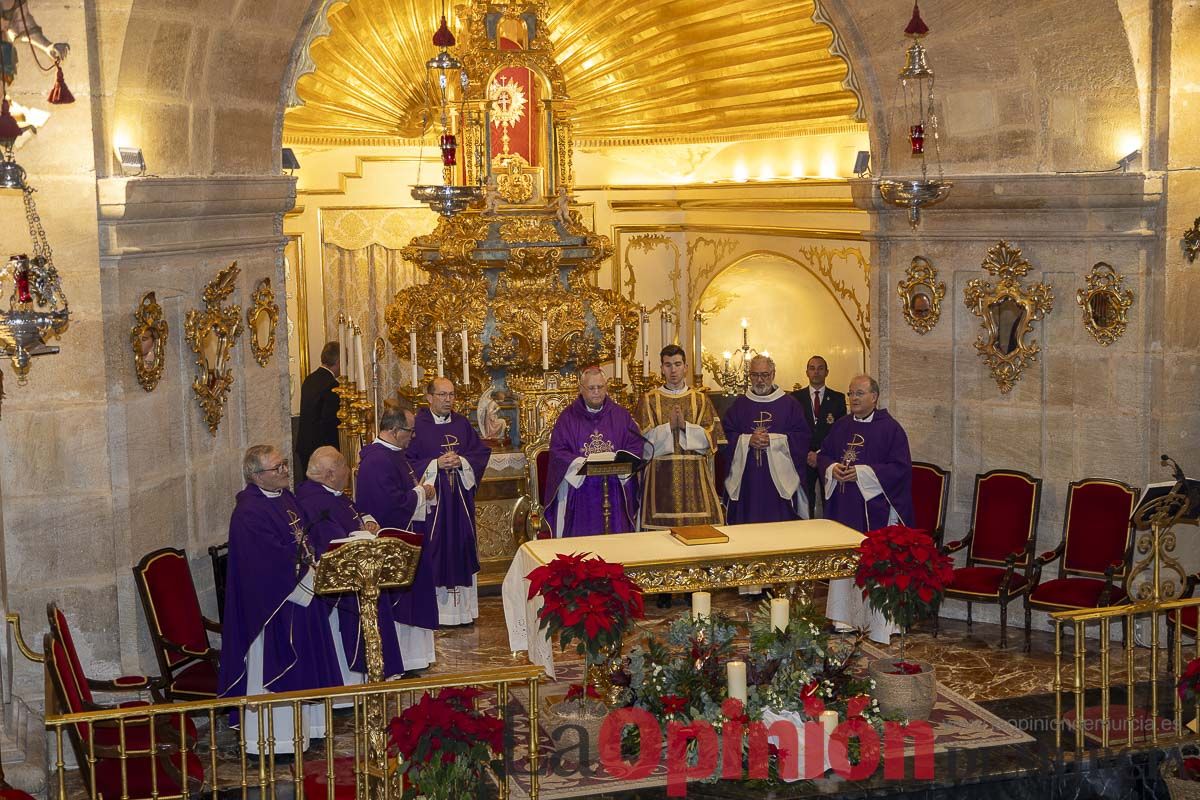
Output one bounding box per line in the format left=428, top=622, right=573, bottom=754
left=501, top=519, right=863, bottom=678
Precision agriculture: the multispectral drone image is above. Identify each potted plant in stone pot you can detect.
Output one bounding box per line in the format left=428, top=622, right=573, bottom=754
left=856, top=525, right=954, bottom=720
left=527, top=552, right=644, bottom=755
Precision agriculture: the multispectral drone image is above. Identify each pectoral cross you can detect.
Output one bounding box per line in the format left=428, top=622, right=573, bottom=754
left=752, top=411, right=773, bottom=467
left=441, top=434, right=460, bottom=489
left=286, top=509, right=316, bottom=576
left=840, top=434, right=866, bottom=494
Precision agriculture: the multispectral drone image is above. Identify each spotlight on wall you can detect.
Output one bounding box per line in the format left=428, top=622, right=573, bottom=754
left=853, top=150, right=871, bottom=178
left=1117, top=149, right=1141, bottom=173
left=282, top=148, right=300, bottom=173
left=116, top=146, right=146, bottom=176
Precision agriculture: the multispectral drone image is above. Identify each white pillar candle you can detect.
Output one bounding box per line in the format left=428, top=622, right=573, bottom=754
left=819, top=709, right=838, bottom=736
left=741, top=317, right=749, bottom=348
left=346, top=322, right=358, bottom=385
left=641, top=310, right=650, bottom=377
left=614, top=322, right=623, bottom=382
left=435, top=328, right=445, bottom=378
left=541, top=317, right=550, bottom=371
left=461, top=328, right=470, bottom=385
left=409, top=330, right=419, bottom=388
left=355, top=331, right=366, bottom=387
left=770, top=597, right=789, bottom=633
left=660, top=310, right=670, bottom=349
left=339, top=320, right=348, bottom=375
left=726, top=661, right=747, bottom=703
left=694, top=312, right=703, bottom=363
left=691, top=591, right=711, bottom=621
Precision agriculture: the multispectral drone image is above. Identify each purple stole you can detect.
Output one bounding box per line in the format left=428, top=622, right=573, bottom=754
left=817, top=409, right=914, bottom=532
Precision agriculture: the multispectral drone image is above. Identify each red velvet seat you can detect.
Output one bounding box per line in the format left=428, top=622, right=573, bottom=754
left=523, top=439, right=553, bottom=539
left=1024, top=478, right=1136, bottom=650
left=133, top=548, right=221, bottom=701
left=911, top=461, right=951, bottom=545
left=937, top=469, right=1042, bottom=648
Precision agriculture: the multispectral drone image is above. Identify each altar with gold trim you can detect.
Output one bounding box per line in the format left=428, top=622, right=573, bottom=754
left=501, top=519, right=863, bottom=678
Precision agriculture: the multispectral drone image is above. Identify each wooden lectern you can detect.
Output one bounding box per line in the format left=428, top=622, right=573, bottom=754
left=579, top=451, right=644, bottom=534
left=314, top=530, right=422, bottom=800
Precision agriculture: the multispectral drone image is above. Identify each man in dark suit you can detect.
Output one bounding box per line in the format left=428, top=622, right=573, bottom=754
left=790, top=355, right=846, bottom=517
left=297, top=341, right=342, bottom=474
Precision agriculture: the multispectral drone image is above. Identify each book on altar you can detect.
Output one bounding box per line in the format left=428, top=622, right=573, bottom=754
left=670, top=524, right=730, bottom=545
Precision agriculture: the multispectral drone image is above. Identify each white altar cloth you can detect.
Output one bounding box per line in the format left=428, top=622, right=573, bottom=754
left=501, top=519, right=863, bottom=678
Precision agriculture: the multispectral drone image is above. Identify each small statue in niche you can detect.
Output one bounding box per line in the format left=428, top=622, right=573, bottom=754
left=482, top=174, right=501, bottom=215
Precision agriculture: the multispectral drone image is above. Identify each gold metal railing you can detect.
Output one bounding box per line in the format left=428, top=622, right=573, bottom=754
left=43, top=665, right=543, bottom=800
left=1053, top=597, right=1200, bottom=751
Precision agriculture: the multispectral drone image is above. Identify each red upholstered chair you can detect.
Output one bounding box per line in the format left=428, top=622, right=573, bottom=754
left=1167, top=574, right=1200, bottom=667
left=133, top=548, right=221, bottom=701
left=1024, top=478, right=1137, bottom=651
left=911, top=461, right=951, bottom=545
left=523, top=434, right=553, bottom=540
left=46, top=633, right=205, bottom=800
left=937, top=469, right=1042, bottom=648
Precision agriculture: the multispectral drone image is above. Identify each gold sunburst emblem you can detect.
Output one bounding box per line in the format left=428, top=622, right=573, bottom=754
left=489, top=76, right=526, bottom=128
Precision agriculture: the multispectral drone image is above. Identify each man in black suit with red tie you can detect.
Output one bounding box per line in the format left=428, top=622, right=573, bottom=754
left=790, top=355, right=846, bottom=517
left=297, top=341, right=342, bottom=474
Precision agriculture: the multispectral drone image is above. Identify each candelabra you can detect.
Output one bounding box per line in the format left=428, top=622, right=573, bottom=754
left=700, top=318, right=766, bottom=395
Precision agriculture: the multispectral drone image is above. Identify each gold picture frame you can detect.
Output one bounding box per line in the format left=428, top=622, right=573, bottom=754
left=1076, top=262, right=1133, bottom=346
left=897, top=256, right=945, bottom=335
left=185, top=262, right=243, bottom=434
left=130, top=291, right=168, bottom=391
left=964, top=241, right=1055, bottom=394
left=247, top=277, right=279, bottom=367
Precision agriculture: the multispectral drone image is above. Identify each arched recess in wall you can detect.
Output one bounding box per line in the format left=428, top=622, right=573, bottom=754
left=697, top=252, right=865, bottom=393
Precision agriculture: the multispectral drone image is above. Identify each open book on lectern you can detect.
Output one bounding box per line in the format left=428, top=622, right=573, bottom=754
left=581, top=449, right=647, bottom=476
left=1133, top=481, right=1200, bottom=526
left=329, top=527, right=425, bottom=546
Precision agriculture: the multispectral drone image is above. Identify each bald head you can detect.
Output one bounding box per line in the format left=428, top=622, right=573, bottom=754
left=307, top=446, right=350, bottom=491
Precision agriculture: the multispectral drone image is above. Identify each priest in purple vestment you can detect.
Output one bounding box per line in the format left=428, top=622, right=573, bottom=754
left=406, top=378, right=492, bottom=625
left=721, top=355, right=812, bottom=524
left=296, top=446, right=407, bottom=680
left=356, top=403, right=440, bottom=669
left=218, top=445, right=342, bottom=753
left=544, top=366, right=646, bottom=537
left=819, top=374, right=914, bottom=642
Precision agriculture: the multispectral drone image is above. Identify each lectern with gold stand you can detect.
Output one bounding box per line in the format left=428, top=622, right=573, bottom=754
left=314, top=532, right=422, bottom=800
left=579, top=453, right=644, bottom=534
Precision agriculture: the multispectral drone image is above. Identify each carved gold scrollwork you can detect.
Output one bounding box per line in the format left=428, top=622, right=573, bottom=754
left=130, top=292, right=168, bottom=391
left=963, top=241, right=1054, bottom=394
left=247, top=278, right=280, bottom=367
left=623, top=550, right=859, bottom=594
left=897, top=256, right=945, bottom=335
left=185, top=262, right=243, bottom=434
left=495, top=155, right=535, bottom=204
left=1076, top=262, right=1133, bottom=346
left=499, top=216, right=559, bottom=243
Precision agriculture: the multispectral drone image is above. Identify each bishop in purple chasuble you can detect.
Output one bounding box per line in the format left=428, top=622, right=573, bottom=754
left=544, top=395, right=646, bottom=537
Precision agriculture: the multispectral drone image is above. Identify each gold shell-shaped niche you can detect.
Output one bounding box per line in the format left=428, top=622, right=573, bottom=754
left=285, top=0, right=863, bottom=145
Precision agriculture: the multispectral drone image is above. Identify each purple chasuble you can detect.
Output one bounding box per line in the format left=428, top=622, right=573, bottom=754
left=218, top=487, right=341, bottom=698
left=294, top=480, right=405, bottom=677
left=356, top=441, right=438, bottom=630
left=406, top=409, right=492, bottom=589
left=817, top=409, right=913, bottom=532
left=721, top=392, right=811, bottom=524
left=544, top=396, right=646, bottom=537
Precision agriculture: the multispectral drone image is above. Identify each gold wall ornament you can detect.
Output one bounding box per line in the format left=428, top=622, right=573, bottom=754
left=897, top=256, right=945, bottom=335
left=185, top=262, right=243, bottom=434
left=495, top=155, right=536, bottom=204
left=129, top=292, right=168, bottom=391
left=1183, top=217, right=1200, bottom=264
left=247, top=278, right=280, bottom=367
left=1076, top=262, right=1133, bottom=346
left=963, top=241, right=1054, bottom=394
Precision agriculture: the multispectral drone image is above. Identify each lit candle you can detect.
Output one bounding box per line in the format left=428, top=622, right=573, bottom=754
left=723, top=351, right=731, bottom=370
left=614, top=322, right=623, bottom=381
left=641, top=309, right=650, bottom=377
left=355, top=330, right=366, bottom=387
left=435, top=328, right=444, bottom=378
left=691, top=591, right=711, bottom=621
left=540, top=317, right=550, bottom=371
left=461, top=328, right=470, bottom=385
left=770, top=598, right=789, bottom=633
left=346, top=321, right=358, bottom=386
left=726, top=661, right=747, bottom=703
left=409, top=330, right=419, bottom=388
left=741, top=317, right=749, bottom=349
left=819, top=709, right=838, bottom=736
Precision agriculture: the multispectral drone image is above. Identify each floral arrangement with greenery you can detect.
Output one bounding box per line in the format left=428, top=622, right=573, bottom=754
left=387, top=687, right=504, bottom=800
left=527, top=552, right=644, bottom=664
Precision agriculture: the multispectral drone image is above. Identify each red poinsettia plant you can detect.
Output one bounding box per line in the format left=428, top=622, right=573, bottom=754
left=1178, top=658, right=1200, bottom=705
left=856, top=525, right=954, bottom=634
left=526, top=551, right=644, bottom=664
left=388, top=687, right=504, bottom=800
